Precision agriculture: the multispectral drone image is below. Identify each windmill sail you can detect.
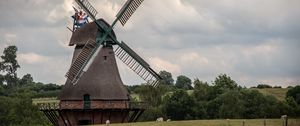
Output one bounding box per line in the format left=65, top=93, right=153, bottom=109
left=70, top=0, right=161, bottom=86
left=114, top=41, right=161, bottom=86
left=116, top=0, right=144, bottom=26
left=66, top=39, right=98, bottom=84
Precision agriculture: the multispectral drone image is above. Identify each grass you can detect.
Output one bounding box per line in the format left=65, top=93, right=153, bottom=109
left=252, top=88, right=289, bottom=101
left=92, top=119, right=300, bottom=126
left=32, top=97, right=59, bottom=104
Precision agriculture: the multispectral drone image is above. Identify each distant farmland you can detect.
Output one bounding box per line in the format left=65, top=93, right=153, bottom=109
left=251, top=88, right=289, bottom=101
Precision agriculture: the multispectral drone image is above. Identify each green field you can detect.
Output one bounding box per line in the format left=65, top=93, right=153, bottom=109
left=32, top=97, right=58, bottom=104
left=252, top=88, right=289, bottom=101
left=93, top=119, right=300, bottom=126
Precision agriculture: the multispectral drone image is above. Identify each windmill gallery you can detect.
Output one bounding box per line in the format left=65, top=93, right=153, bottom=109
left=37, top=0, right=162, bottom=125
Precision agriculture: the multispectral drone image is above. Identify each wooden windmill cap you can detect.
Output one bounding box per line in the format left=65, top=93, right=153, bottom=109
left=69, top=19, right=117, bottom=46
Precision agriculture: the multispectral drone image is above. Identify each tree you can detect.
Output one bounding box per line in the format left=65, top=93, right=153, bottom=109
left=175, top=75, right=192, bottom=90
left=193, top=79, right=210, bottom=101
left=211, top=74, right=238, bottom=98
left=134, top=85, right=164, bottom=106
left=158, top=70, right=174, bottom=86
left=163, top=90, right=195, bottom=120
left=217, top=90, right=245, bottom=118
left=19, top=74, right=33, bottom=86
left=286, top=85, right=300, bottom=105
left=0, top=46, right=20, bottom=87
left=213, top=74, right=238, bottom=90
left=0, top=74, right=4, bottom=86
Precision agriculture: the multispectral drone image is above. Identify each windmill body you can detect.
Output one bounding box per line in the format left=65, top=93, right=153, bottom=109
left=38, top=0, right=162, bottom=125
left=57, top=19, right=142, bottom=125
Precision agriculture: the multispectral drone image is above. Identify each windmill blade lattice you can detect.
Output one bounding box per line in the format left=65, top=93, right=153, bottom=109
left=116, top=0, right=144, bottom=26
left=114, top=41, right=161, bottom=86
left=69, top=0, right=162, bottom=86
left=66, top=39, right=98, bottom=84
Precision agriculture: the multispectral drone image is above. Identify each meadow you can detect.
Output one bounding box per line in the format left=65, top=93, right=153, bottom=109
left=94, top=119, right=300, bottom=126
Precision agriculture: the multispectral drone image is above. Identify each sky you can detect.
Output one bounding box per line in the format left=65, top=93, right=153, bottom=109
left=0, top=0, right=299, bottom=87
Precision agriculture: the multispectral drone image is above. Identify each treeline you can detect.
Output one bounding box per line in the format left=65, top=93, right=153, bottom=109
left=127, top=71, right=300, bottom=121
left=1, top=45, right=299, bottom=125
left=254, top=84, right=285, bottom=89
left=0, top=46, right=60, bottom=125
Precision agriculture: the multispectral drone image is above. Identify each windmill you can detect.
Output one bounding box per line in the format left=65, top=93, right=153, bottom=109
left=38, top=0, right=162, bottom=126
left=66, top=0, right=161, bottom=86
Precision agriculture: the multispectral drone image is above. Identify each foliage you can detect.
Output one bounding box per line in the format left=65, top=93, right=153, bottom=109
left=0, top=45, right=298, bottom=124
left=163, top=90, right=195, bottom=120
left=159, top=70, right=174, bottom=86
left=138, top=106, right=164, bottom=121
left=134, top=73, right=298, bottom=121
left=19, top=74, right=33, bottom=86
left=134, top=85, right=165, bottom=106
left=0, top=46, right=20, bottom=88
left=0, top=96, right=50, bottom=126
left=286, top=85, right=300, bottom=105
left=257, top=84, right=272, bottom=88
left=175, top=75, right=193, bottom=90
left=0, top=45, right=60, bottom=125
left=193, top=79, right=210, bottom=101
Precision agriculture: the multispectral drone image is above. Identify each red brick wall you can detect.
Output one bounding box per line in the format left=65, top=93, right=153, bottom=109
left=59, top=100, right=129, bottom=109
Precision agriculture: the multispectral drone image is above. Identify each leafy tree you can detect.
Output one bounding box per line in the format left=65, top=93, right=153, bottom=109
left=0, top=96, right=50, bottom=125
left=218, top=90, right=245, bottom=118
left=213, top=74, right=238, bottom=90
left=163, top=90, right=195, bottom=120
left=206, top=90, right=245, bottom=119
left=211, top=74, right=238, bottom=98
left=175, top=75, right=192, bottom=90
left=0, top=74, right=4, bottom=85
left=193, top=79, right=210, bottom=101
left=125, top=85, right=141, bottom=93
left=134, top=85, right=165, bottom=106
left=41, top=83, right=61, bottom=91
left=280, top=97, right=298, bottom=116
left=286, top=85, right=300, bottom=104
left=240, top=90, right=266, bottom=118
left=159, top=70, right=174, bottom=86
left=19, top=74, right=33, bottom=86
left=0, top=46, right=20, bottom=87
left=138, top=106, right=164, bottom=121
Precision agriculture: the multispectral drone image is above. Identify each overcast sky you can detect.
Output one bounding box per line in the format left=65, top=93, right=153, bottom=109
left=0, top=0, right=299, bottom=87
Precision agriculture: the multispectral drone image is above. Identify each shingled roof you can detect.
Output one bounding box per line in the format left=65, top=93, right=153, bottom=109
left=58, top=46, right=129, bottom=100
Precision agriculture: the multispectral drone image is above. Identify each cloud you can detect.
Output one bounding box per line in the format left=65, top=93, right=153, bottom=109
left=4, top=33, right=17, bottom=42
left=180, top=52, right=209, bottom=65
left=149, top=57, right=181, bottom=75
left=0, top=0, right=299, bottom=87
left=18, top=53, right=50, bottom=64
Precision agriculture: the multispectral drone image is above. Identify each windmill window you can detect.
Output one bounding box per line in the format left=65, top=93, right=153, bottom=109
left=83, top=94, right=91, bottom=109
left=104, top=56, right=107, bottom=60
